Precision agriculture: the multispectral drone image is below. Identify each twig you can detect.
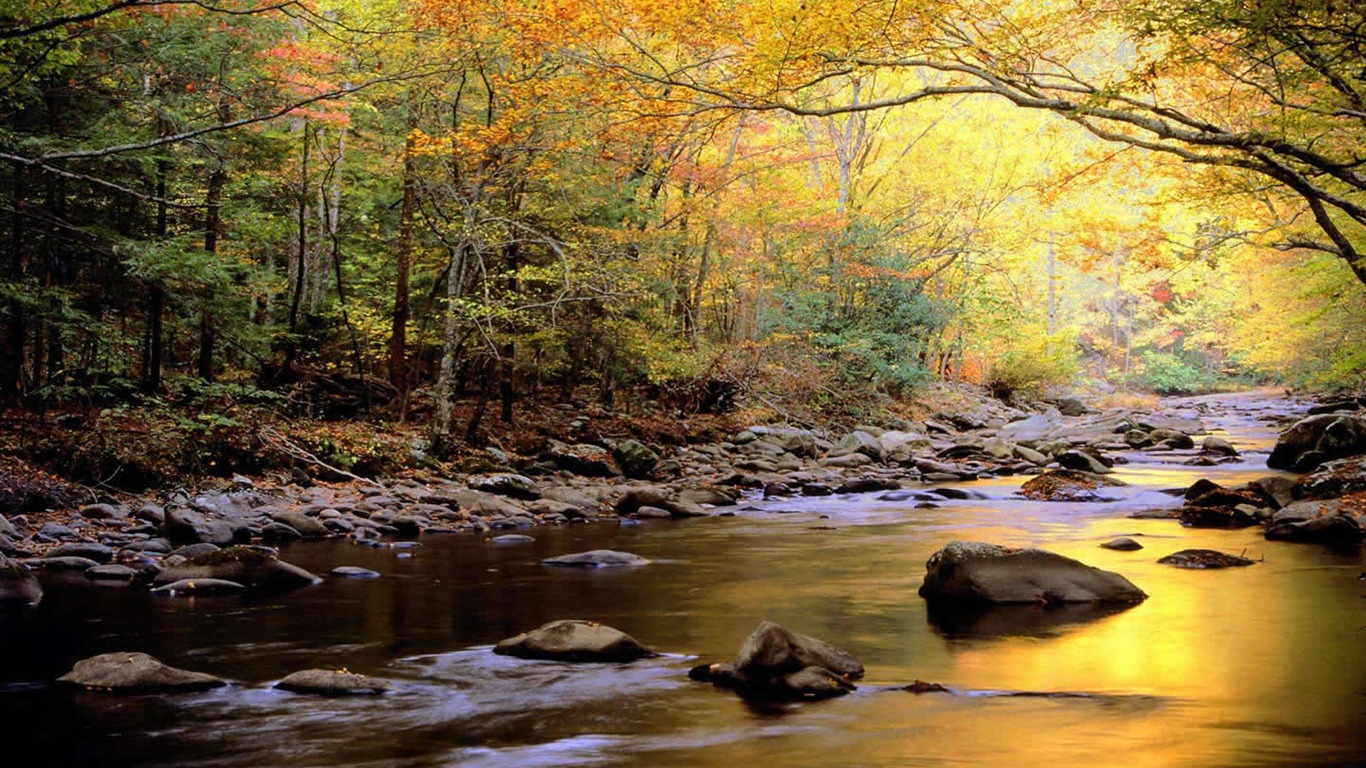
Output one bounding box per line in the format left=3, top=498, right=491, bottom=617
left=258, top=427, right=382, bottom=487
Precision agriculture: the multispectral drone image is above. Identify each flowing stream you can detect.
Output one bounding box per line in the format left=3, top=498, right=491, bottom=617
left=1, top=393, right=1363, bottom=767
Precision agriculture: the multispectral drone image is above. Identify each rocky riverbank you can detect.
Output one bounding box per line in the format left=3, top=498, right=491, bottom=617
left=2, top=388, right=1363, bottom=607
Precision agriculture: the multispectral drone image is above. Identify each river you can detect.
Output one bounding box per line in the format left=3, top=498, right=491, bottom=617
left=1, top=393, right=1362, bottom=767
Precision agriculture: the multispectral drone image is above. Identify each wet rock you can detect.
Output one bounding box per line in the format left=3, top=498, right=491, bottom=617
left=150, top=578, right=247, bottom=596
left=1137, top=415, right=1205, bottom=434
left=836, top=477, right=901, bottom=494
left=904, top=680, right=951, bottom=694
left=1156, top=549, right=1255, bottom=569
left=84, top=564, right=137, bottom=582
left=1201, top=436, right=1239, bottom=457
left=79, top=503, right=124, bottom=520
left=489, top=534, right=535, bottom=546
left=818, top=453, right=874, bottom=469
left=676, top=485, right=739, bottom=506
left=830, top=430, right=884, bottom=461
left=1265, top=515, right=1363, bottom=546
left=997, top=414, right=1064, bottom=443
left=541, top=549, right=650, bottom=568
left=540, top=441, right=621, bottom=477
left=1056, top=450, right=1114, bottom=474
left=47, top=542, right=115, bottom=564
left=689, top=621, right=862, bottom=700
left=0, top=554, right=41, bottom=608
left=493, top=619, right=655, bottom=662
left=918, top=541, right=1147, bottom=604
left=614, top=488, right=708, bottom=518
left=1101, top=537, right=1143, bottom=551
left=329, top=566, right=381, bottom=579
left=276, top=669, right=391, bottom=695
left=164, top=505, right=241, bottom=546
left=1147, top=428, right=1195, bottom=449
left=266, top=510, right=330, bottom=538
left=1179, top=506, right=1259, bottom=529
left=153, top=545, right=319, bottom=593
left=1267, top=413, right=1366, bottom=472
left=1124, top=429, right=1155, bottom=448
left=1019, top=470, right=1128, bottom=502
left=57, top=652, right=226, bottom=692
left=1294, top=456, right=1366, bottom=501
left=23, top=556, right=100, bottom=571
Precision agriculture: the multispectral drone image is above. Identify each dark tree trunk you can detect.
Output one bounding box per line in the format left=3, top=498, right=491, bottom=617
left=198, top=163, right=225, bottom=381
left=2, top=160, right=26, bottom=404
left=142, top=153, right=169, bottom=394
left=389, top=105, right=418, bottom=394
left=284, top=120, right=310, bottom=370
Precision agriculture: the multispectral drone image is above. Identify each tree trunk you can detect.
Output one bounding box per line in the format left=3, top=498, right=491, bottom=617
left=142, top=151, right=169, bottom=394
left=389, top=104, right=419, bottom=394
left=2, top=160, right=26, bottom=404
left=284, top=120, right=310, bottom=370
left=198, top=163, right=225, bottom=381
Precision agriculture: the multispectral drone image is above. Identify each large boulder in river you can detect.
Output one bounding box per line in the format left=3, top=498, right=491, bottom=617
left=0, top=554, right=41, bottom=608
left=1019, top=470, right=1127, bottom=502
left=1265, top=514, right=1364, bottom=546
left=1294, top=456, right=1366, bottom=501
left=1267, top=414, right=1366, bottom=472
left=918, top=541, right=1147, bottom=604
left=493, top=619, right=655, bottom=662
left=57, top=652, right=225, bottom=692
left=153, top=545, right=320, bottom=593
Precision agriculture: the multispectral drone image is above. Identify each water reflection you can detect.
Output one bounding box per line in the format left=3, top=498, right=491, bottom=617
left=925, top=600, right=1140, bottom=639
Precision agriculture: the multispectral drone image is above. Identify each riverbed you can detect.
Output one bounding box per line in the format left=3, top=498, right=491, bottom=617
left=1, top=393, right=1362, bottom=767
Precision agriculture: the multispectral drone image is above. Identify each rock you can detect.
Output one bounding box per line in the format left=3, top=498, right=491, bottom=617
left=836, top=478, right=900, bottom=494
left=1267, top=414, right=1366, bottom=472
left=612, top=440, right=660, bottom=479
left=1265, top=515, right=1364, bottom=546
left=997, top=414, right=1064, bottom=443
left=1294, top=456, right=1366, bottom=500
left=266, top=510, right=330, bottom=538
left=904, top=680, right=951, bottom=694
left=0, top=554, right=41, bottom=608
left=1124, top=429, right=1155, bottom=448
left=329, top=566, right=381, bottom=579
left=614, top=488, right=709, bottom=518
left=541, top=441, right=621, bottom=477
left=57, top=652, right=226, bottom=692
left=23, top=556, right=100, bottom=571
left=276, top=669, right=391, bottom=695
left=1136, top=415, right=1205, bottom=434
left=493, top=619, right=655, bottom=662
left=468, top=473, right=542, bottom=501
left=1147, top=429, right=1195, bottom=449
left=47, top=542, right=115, bottom=563
left=85, top=564, right=137, bottom=581
left=734, top=621, right=864, bottom=680
left=79, top=503, right=124, bottom=520
left=1019, top=470, right=1128, bottom=502
left=1178, top=506, right=1259, bottom=528
left=1014, top=445, right=1049, bottom=465
left=153, top=545, right=320, bottom=593
left=1100, top=537, right=1143, bottom=551
left=489, top=534, right=535, bottom=545
left=1156, top=549, right=1256, bottom=569
left=164, top=505, right=240, bottom=546
left=541, top=549, right=650, bottom=568
left=918, top=541, right=1147, bottom=604
left=1201, top=436, right=1239, bottom=457
left=1053, top=397, right=1089, bottom=417
left=689, top=621, right=862, bottom=700
left=150, top=578, right=247, bottom=596
left=1056, top=450, right=1114, bottom=474
left=830, top=430, right=884, bottom=461
left=818, top=453, right=873, bottom=469
left=879, top=430, right=933, bottom=458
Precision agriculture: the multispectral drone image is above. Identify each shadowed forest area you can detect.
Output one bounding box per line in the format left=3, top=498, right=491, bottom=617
left=2, top=0, right=1364, bottom=489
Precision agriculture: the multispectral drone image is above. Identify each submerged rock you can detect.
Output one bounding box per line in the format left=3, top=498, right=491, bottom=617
left=153, top=545, right=319, bottom=593
left=541, top=549, right=650, bottom=568
left=1156, top=549, right=1256, bottom=569
left=918, top=541, right=1147, bottom=604
left=57, top=652, right=225, bottom=692
left=1019, top=470, right=1127, bottom=502
left=493, top=619, right=655, bottom=662
left=0, top=554, right=41, bottom=608
left=1100, top=537, right=1143, bottom=551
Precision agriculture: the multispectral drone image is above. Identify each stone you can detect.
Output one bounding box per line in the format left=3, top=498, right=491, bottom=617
left=47, top=542, right=115, bottom=563
left=830, top=430, right=884, bottom=461
left=1100, top=537, right=1143, bottom=551
left=57, top=652, right=226, bottom=692
left=85, top=564, right=137, bottom=581
left=614, top=487, right=709, bottom=518
left=1201, top=436, right=1239, bottom=457
left=1265, top=515, right=1364, bottom=546
left=1156, top=549, right=1255, bottom=569
left=1295, top=456, right=1366, bottom=501
left=836, top=477, right=900, bottom=494
left=818, top=453, right=873, bottom=469
left=489, top=534, right=535, bottom=546
left=23, top=556, right=100, bottom=571
left=164, top=505, right=240, bottom=546
left=468, top=473, right=542, bottom=501
left=153, top=545, right=319, bottom=593
left=493, top=619, right=655, bottom=662
left=150, top=578, right=247, bottom=596
left=612, top=440, right=660, bottom=479
left=0, top=554, right=41, bottom=608
left=541, top=442, right=621, bottom=477
left=1056, top=450, right=1114, bottom=474
left=1178, top=506, right=1259, bottom=529
left=79, top=503, right=124, bottom=520
left=1019, top=470, right=1128, bottom=502
left=1268, top=414, right=1366, bottom=472
left=734, top=621, right=864, bottom=681
left=265, top=510, right=330, bottom=538
left=918, top=541, right=1147, bottom=604
left=541, top=549, right=650, bottom=568
left=276, top=669, right=391, bottom=695
left=329, top=566, right=381, bottom=579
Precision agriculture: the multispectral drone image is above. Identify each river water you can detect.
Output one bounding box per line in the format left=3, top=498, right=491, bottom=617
left=1, top=394, right=1363, bottom=767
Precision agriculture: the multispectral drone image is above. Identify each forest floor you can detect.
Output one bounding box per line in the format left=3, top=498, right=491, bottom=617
left=0, top=378, right=1178, bottom=518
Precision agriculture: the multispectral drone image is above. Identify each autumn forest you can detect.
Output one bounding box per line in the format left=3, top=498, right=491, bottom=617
left=3, top=0, right=1364, bottom=450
